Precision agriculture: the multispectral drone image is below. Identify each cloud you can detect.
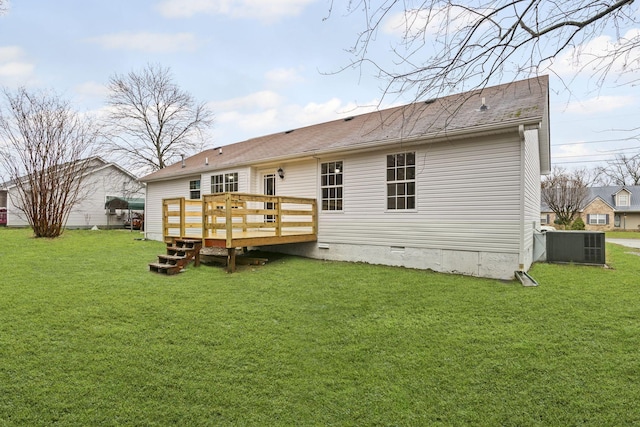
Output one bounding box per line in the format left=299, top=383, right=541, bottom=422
left=74, top=81, right=109, bottom=101
left=564, top=95, right=636, bottom=115
left=209, top=90, right=284, bottom=112
left=543, top=28, right=640, bottom=81
left=210, top=91, right=382, bottom=143
left=87, top=32, right=198, bottom=53
left=157, top=0, right=315, bottom=22
left=383, top=6, right=493, bottom=38
left=0, top=46, right=35, bottom=83
left=0, top=61, right=34, bottom=79
left=265, top=67, right=304, bottom=86
left=0, top=46, right=23, bottom=62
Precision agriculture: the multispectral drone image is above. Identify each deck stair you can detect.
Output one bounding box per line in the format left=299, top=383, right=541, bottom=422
left=149, top=239, right=202, bottom=275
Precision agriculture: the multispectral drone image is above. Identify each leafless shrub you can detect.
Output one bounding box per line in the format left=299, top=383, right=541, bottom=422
left=0, top=88, right=100, bottom=237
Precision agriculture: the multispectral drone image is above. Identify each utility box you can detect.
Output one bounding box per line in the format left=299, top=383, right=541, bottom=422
left=546, top=231, right=606, bottom=265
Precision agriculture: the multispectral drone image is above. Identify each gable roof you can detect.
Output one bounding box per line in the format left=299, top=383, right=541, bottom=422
left=542, top=185, right=640, bottom=213
left=141, top=76, right=550, bottom=183
left=589, top=185, right=640, bottom=212
left=1, top=157, right=139, bottom=190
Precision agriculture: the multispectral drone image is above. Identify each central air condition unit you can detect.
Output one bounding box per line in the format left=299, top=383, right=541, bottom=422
left=545, top=231, right=606, bottom=265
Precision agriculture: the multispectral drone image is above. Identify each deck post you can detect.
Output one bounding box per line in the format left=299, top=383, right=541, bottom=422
left=179, top=197, right=186, bottom=238
left=225, top=192, right=233, bottom=249
left=227, top=247, right=236, bottom=273
left=312, top=199, right=318, bottom=236
left=276, top=196, right=282, bottom=237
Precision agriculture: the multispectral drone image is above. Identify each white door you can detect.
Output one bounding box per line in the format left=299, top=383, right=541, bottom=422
left=263, top=173, right=276, bottom=222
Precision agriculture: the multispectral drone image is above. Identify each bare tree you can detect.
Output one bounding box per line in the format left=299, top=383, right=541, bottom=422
left=0, top=88, right=100, bottom=238
left=334, top=0, right=639, bottom=100
left=106, top=64, right=214, bottom=172
left=541, top=166, right=590, bottom=228
left=596, top=153, right=640, bottom=186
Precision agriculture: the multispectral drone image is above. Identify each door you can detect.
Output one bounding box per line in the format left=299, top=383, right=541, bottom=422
left=263, top=173, right=276, bottom=222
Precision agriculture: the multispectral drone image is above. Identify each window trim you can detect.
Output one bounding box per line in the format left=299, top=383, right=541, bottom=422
left=211, top=172, right=239, bottom=194
left=320, top=160, right=343, bottom=212
left=189, top=179, right=201, bottom=200
left=588, top=213, right=608, bottom=225
left=386, top=151, right=416, bottom=211
left=617, top=193, right=630, bottom=207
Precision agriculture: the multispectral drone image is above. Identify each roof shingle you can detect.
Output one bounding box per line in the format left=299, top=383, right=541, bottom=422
left=141, top=76, right=549, bottom=182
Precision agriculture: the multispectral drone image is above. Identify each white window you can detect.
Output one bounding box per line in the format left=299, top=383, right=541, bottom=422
left=189, top=180, right=201, bottom=200
left=589, top=214, right=608, bottom=225
left=541, top=214, right=550, bottom=225
left=618, top=193, right=629, bottom=206
left=211, top=173, right=238, bottom=193
left=321, top=161, right=343, bottom=211
left=387, top=152, right=416, bottom=210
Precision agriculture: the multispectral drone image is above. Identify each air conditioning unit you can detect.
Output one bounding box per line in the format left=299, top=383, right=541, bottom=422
left=546, top=231, right=605, bottom=265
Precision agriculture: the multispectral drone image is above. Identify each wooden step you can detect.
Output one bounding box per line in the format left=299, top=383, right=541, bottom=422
left=149, top=262, right=182, bottom=275
left=172, top=239, right=203, bottom=249
left=166, top=246, right=190, bottom=253
left=158, top=254, right=186, bottom=261
left=175, top=238, right=202, bottom=245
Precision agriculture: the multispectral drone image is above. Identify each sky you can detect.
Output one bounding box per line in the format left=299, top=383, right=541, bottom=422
left=0, top=0, right=639, bottom=177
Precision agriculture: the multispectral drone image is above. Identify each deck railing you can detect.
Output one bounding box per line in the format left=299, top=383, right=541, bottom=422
left=162, top=193, right=317, bottom=247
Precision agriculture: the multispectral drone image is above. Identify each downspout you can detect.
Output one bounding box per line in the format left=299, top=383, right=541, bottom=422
left=518, top=124, right=526, bottom=271
left=143, top=182, right=148, bottom=239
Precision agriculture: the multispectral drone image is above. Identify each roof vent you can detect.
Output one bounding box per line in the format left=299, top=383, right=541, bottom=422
left=284, top=129, right=295, bottom=134
left=344, top=116, right=354, bottom=122
left=424, top=99, right=436, bottom=105
left=479, top=97, right=489, bottom=111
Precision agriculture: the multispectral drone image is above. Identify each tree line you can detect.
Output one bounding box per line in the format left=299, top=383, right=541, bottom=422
left=0, top=64, right=213, bottom=237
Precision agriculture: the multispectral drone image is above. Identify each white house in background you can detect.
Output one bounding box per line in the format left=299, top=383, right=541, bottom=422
left=140, top=76, right=551, bottom=280
left=2, top=157, right=143, bottom=229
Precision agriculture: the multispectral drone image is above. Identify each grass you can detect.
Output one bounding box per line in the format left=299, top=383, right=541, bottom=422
left=606, top=230, right=640, bottom=239
left=1, top=228, right=639, bottom=425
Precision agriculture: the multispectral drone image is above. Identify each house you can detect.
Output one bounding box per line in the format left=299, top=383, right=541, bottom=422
left=140, top=76, right=551, bottom=280
left=542, top=185, right=640, bottom=231
left=1, top=157, right=143, bottom=229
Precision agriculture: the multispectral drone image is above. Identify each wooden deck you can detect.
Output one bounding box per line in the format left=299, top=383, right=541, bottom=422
left=162, top=193, right=317, bottom=271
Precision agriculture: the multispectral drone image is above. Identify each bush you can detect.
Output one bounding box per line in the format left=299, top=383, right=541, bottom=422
left=571, top=217, right=586, bottom=230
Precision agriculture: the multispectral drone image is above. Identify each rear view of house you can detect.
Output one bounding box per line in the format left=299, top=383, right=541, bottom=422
left=141, top=76, right=551, bottom=280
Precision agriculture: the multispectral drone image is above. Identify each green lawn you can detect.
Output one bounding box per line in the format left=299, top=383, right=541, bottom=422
left=606, top=230, right=640, bottom=239
left=1, top=228, right=639, bottom=426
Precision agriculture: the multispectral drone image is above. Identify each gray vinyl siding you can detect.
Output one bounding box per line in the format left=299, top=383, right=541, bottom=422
left=145, top=176, right=199, bottom=240
left=318, top=133, right=523, bottom=253
left=202, top=167, right=250, bottom=195
left=252, top=160, right=317, bottom=198
left=145, top=168, right=251, bottom=240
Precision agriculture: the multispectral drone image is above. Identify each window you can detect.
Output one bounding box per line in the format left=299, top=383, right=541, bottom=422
left=211, top=173, right=238, bottom=193
left=321, top=161, right=343, bottom=211
left=618, top=193, right=629, bottom=206
left=588, top=214, right=608, bottom=225
left=387, top=152, right=416, bottom=210
left=541, top=214, right=550, bottom=225
left=189, top=179, right=201, bottom=200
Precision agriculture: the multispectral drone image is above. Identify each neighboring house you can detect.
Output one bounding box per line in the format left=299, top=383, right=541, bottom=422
left=2, top=157, right=144, bottom=229
left=140, top=76, right=551, bottom=280
left=542, top=185, right=640, bottom=231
